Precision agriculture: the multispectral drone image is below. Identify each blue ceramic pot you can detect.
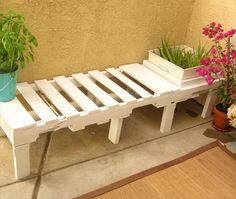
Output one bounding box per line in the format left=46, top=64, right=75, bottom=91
left=0, top=69, right=18, bottom=102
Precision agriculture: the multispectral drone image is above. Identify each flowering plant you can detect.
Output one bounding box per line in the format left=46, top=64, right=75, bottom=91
left=196, top=22, right=236, bottom=109
left=227, top=104, right=236, bottom=128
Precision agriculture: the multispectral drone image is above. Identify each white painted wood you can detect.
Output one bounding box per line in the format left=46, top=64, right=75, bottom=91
left=54, top=76, right=99, bottom=112
left=0, top=62, right=218, bottom=181
left=160, top=103, right=176, bottom=133
left=17, top=82, right=58, bottom=122
left=148, top=47, right=199, bottom=80
left=72, top=73, right=119, bottom=107
left=0, top=98, right=35, bottom=130
left=35, top=79, right=78, bottom=118
left=148, top=49, right=184, bottom=79
left=89, top=70, right=136, bottom=103
left=0, top=127, right=5, bottom=137
left=181, top=76, right=206, bottom=88
left=108, top=118, right=123, bottom=144
left=13, top=144, right=30, bottom=180
left=201, top=90, right=217, bottom=118
left=144, top=60, right=205, bottom=88
left=106, top=68, right=152, bottom=99
left=144, top=59, right=204, bottom=89
left=120, top=64, right=178, bottom=95
left=143, top=60, right=182, bottom=86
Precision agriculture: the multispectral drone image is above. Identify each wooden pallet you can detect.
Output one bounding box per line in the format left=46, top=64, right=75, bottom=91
left=0, top=63, right=217, bottom=180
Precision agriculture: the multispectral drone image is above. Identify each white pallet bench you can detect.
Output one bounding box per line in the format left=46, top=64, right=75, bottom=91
left=0, top=63, right=216, bottom=180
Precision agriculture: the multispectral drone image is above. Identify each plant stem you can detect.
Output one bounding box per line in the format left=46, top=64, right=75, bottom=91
left=226, top=37, right=231, bottom=104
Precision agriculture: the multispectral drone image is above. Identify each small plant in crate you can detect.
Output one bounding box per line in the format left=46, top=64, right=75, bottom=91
left=159, top=39, right=208, bottom=69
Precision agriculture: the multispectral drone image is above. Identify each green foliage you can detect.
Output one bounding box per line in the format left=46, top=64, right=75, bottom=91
left=0, top=11, right=38, bottom=74
left=214, top=77, right=236, bottom=106
left=159, top=39, right=208, bottom=69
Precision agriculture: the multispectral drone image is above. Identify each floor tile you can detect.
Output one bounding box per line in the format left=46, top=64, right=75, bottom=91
left=225, top=141, right=236, bottom=153
left=0, top=134, right=47, bottom=186
left=0, top=178, right=36, bottom=199
left=37, top=122, right=215, bottom=199
left=43, top=100, right=211, bottom=173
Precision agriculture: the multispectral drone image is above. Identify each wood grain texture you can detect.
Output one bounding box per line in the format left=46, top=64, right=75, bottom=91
left=94, top=147, right=236, bottom=199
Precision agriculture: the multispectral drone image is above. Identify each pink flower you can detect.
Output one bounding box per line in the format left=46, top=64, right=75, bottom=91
left=210, top=47, right=217, bottom=55
left=221, top=56, right=228, bottom=65
left=232, top=50, right=236, bottom=58
left=202, top=68, right=209, bottom=76
left=199, top=22, right=236, bottom=97
left=216, top=32, right=224, bottom=40
left=195, top=67, right=201, bottom=73
left=209, top=66, right=221, bottom=73
left=224, top=32, right=229, bottom=37
left=231, top=94, right=236, bottom=100
left=225, top=29, right=236, bottom=38
left=200, top=58, right=210, bottom=66
left=223, top=29, right=236, bottom=38
left=202, top=22, right=224, bottom=39
left=196, top=67, right=209, bottom=77
left=205, top=75, right=214, bottom=85
left=219, top=70, right=225, bottom=77
left=215, top=58, right=221, bottom=65
left=210, top=22, right=216, bottom=27
left=229, top=29, right=235, bottom=35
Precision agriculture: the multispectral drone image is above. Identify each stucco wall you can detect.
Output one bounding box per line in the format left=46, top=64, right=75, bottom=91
left=185, top=0, right=236, bottom=47
left=0, top=0, right=194, bottom=82
left=185, top=0, right=236, bottom=105
left=1, top=0, right=235, bottom=82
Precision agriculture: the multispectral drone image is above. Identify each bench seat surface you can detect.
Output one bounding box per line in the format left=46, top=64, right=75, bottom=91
left=1, top=64, right=179, bottom=131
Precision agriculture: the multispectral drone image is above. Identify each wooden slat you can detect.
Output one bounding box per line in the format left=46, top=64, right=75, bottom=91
left=54, top=76, right=99, bottom=112
left=35, top=79, right=78, bottom=118
left=88, top=70, right=136, bottom=103
left=120, top=64, right=179, bottom=95
left=17, top=82, right=58, bottom=122
left=72, top=73, right=119, bottom=108
left=0, top=98, right=35, bottom=130
left=106, top=68, right=152, bottom=99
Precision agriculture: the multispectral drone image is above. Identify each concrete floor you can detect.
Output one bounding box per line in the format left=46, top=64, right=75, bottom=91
left=0, top=100, right=235, bottom=199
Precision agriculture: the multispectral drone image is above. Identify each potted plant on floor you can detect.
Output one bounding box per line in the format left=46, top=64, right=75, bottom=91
left=0, top=11, right=38, bottom=102
left=196, top=22, right=236, bottom=132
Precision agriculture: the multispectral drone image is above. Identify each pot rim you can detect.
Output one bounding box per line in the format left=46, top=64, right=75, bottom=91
left=213, top=106, right=228, bottom=118
left=0, top=65, right=18, bottom=75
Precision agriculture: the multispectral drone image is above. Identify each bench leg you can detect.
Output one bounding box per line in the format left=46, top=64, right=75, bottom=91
left=13, top=144, right=30, bottom=180
left=160, top=103, right=176, bottom=133
left=108, top=118, right=123, bottom=144
left=201, top=90, right=217, bottom=118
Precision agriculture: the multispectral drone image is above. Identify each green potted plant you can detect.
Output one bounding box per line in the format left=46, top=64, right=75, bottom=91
left=196, top=22, right=236, bottom=131
left=145, top=39, right=208, bottom=87
left=0, top=11, right=37, bottom=102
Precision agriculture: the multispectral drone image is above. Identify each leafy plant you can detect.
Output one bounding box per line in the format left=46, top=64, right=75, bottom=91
left=159, top=39, right=208, bottom=69
left=0, top=11, right=38, bottom=74
left=196, top=22, right=236, bottom=107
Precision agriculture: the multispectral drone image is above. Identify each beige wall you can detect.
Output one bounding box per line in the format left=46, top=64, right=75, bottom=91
left=1, top=0, right=235, bottom=82
left=185, top=0, right=236, bottom=105
left=0, top=0, right=194, bottom=82
left=185, top=0, right=236, bottom=47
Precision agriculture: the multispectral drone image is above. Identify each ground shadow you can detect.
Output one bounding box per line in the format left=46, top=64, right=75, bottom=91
left=203, top=128, right=235, bottom=143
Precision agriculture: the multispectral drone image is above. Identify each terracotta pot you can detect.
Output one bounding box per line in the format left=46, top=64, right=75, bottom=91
left=212, top=106, right=231, bottom=132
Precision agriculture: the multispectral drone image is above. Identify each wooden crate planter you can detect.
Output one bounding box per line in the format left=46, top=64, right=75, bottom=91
left=146, top=47, right=205, bottom=87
